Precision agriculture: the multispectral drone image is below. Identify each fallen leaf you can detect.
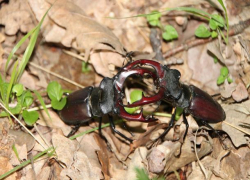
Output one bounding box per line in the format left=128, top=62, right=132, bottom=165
left=126, top=147, right=148, bottom=180
left=9, top=129, right=35, bottom=152
left=0, top=118, right=14, bottom=158
left=28, top=0, right=126, bottom=61
left=164, top=132, right=213, bottom=173
left=60, top=151, right=100, bottom=180
left=0, top=156, right=17, bottom=180
left=52, top=134, right=77, bottom=167
left=0, top=0, right=34, bottom=35
left=222, top=101, right=250, bottom=147
left=231, top=82, right=249, bottom=102
left=37, top=109, right=72, bottom=137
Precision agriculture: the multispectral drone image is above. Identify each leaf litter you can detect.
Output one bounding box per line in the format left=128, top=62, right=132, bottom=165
left=0, top=0, right=250, bottom=179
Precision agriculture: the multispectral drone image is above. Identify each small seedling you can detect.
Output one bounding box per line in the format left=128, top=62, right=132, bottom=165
left=217, top=66, right=232, bottom=85
left=47, top=81, right=67, bottom=110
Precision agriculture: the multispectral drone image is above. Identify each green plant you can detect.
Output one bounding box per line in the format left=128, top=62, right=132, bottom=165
left=145, top=0, right=229, bottom=44
left=47, top=81, right=67, bottom=110
left=124, top=89, right=143, bottom=114
left=135, top=167, right=164, bottom=180
left=146, top=11, right=178, bottom=41
left=217, top=66, right=232, bottom=85
left=0, top=9, right=51, bottom=126
left=82, top=61, right=91, bottom=73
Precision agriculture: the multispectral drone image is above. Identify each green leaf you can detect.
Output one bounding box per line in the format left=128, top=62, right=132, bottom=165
left=211, top=14, right=225, bottom=28
left=23, top=110, right=39, bottom=126
left=211, top=31, right=218, bottom=38
left=34, top=90, right=51, bottom=120
left=17, top=90, right=33, bottom=107
left=47, top=81, right=63, bottom=101
left=6, top=61, right=18, bottom=106
left=24, top=97, right=33, bottom=107
left=220, top=67, right=229, bottom=76
left=0, top=103, right=22, bottom=117
left=166, top=7, right=210, bottom=20
left=209, top=19, right=217, bottom=30
left=12, top=84, right=24, bottom=96
left=146, top=11, right=161, bottom=27
left=195, top=24, right=211, bottom=38
left=130, top=90, right=143, bottom=103
left=175, top=107, right=183, bottom=120
left=82, top=61, right=91, bottom=73
left=227, top=76, right=233, bottom=83
left=0, top=74, right=5, bottom=100
left=146, top=11, right=161, bottom=21
left=124, top=90, right=143, bottom=114
left=162, top=25, right=178, bottom=41
left=16, top=7, right=51, bottom=83
left=135, top=167, right=150, bottom=180
left=12, top=144, right=21, bottom=161
left=51, top=97, right=67, bottom=110
left=1, top=82, right=9, bottom=102
left=213, top=56, right=218, bottom=63
left=217, top=0, right=229, bottom=44
left=23, top=91, right=33, bottom=107
left=148, top=20, right=160, bottom=26
left=217, top=75, right=226, bottom=85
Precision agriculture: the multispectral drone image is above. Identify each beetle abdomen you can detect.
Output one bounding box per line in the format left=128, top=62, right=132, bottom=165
left=59, top=87, right=93, bottom=125
left=188, top=85, right=226, bottom=123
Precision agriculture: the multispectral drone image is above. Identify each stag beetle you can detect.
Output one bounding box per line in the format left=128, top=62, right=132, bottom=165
left=59, top=59, right=226, bottom=142
left=120, top=60, right=226, bottom=141
left=59, top=62, right=158, bottom=142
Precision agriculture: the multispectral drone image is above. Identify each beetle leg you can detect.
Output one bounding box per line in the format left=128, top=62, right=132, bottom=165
left=109, top=115, right=133, bottom=143
left=182, top=112, right=189, bottom=141
left=98, top=117, right=107, bottom=140
left=121, top=122, right=135, bottom=137
left=153, top=108, right=177, bottom=142
left=66, top=124, right=81, bottom=138
left=200, top=119, right=228, bottom=149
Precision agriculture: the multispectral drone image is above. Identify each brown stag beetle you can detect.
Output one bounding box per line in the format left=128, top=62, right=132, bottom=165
left=119, top=60, right=226, bottom=142
left=59, top=59, right=226, bottom=143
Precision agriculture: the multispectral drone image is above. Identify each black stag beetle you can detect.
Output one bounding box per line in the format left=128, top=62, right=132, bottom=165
left=59, top=59, right=226, bottom=143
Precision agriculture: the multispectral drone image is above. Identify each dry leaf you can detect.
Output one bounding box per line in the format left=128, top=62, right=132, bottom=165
left=52, top=134, right=77, bottom=167
left=60, top=151, right=100, bottom=180
left=9, top=129, right=35, bottom=152
left=222, top=101, right=250, bottom=147
left=231, top=82, right=249, bottom=102
left=37, top=109, right=72, bottom=136
left=165, top=133, right=213, bottom=173
left=0, top=0, right=34, bottom=35
left=187, top=45, right=221, bottom=92
left=126, top=147, right=148, bottom=180
left=0, top=156, right=17, bottom=180
left=28, top=0, right=126, bottom=61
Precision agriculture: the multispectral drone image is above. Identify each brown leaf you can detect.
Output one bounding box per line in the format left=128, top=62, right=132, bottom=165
left=232, top=82, right=249, bottom=102
left=52, top=134, right=77, bottom=167
left=222, top=101, right=250, bottom=147
left=126, top=147, right=148, bottom=180
left=60, top=151, right=100, bottom=180
left=0, top=156, right=17, bottom=180
left=0, top=0, right=34, bottom=35
left=9, top=129, right=35, bottom=152
left=29, top=0, right=126, bottom=61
